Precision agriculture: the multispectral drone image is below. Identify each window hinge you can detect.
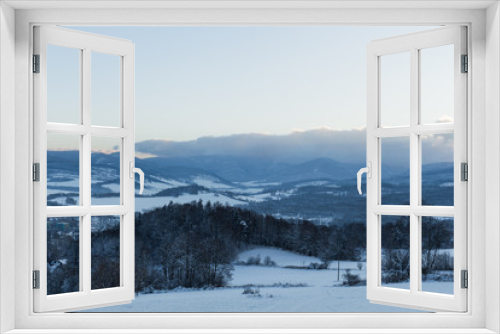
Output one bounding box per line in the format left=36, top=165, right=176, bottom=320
left=461, top=54, right=468, bottom=73
left=33, top=270, right=40, bottom=289
left=461, top=270, right=468, bottom=289
left=461, top=162, right=468, bottom=181
left=33, top=54, right=40, bottom=73
left=33, top=163, right=40, bottom=182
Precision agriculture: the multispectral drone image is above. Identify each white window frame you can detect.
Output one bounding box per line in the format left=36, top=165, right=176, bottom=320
left=366, top=26, right=468, bottom=312
left=33, top=25, right=136, bottom=312
left=1, top=1, right=499, bottom=333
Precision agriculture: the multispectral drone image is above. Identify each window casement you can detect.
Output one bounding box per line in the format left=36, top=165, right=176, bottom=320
left=364, top=26, right=468, bottom=312
left=33, top=26, right=141, bottom=312
left=4, top=4, right=496, bottom=333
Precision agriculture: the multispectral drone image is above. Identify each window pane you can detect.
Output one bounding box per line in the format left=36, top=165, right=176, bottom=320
left=47, top=217, right=80, bottom=295
left=91, top=137, right=121, bottom=206
left=47, top=133, right=80, bottom=206
left=91, top=52, right=121, bottom=127
left=380, top=52, right=410, bottom=127
left=47, top=44, right=81, bottom=124
left=381, top=215, right=410, bottom=290
left=420, top=45, right=454, bottom=124
left=421, top=133, right=454, bottom=206
left=91, top=215, right=121, bottom=290
left=381, top=137, right=410, bottom=205
left=421, top=216, right=454, bottom=295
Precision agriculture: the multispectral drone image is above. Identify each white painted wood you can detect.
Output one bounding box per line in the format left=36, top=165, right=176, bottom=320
left=8, top=6, right=490, bottom=333
left=366, top=32, right=380, bottom=310
left=413, top=123, right=455, bottom=135
left=33, top=25, right=135, bottom=312
left=1, top=329, right=499, bottom=334
left=366, top=26, right=467, bottom=312
left=3, top=0, right=497, bottom=10
left=46, top=123, right=130, bottom=137
left=0, top=2, right=17, bottom=333
left=371, top=206, right=455, bottom=217
left=371, top=125, right=454, bottom=138
left=485, top=3, right=500, bottom=333
left=409, top=46, right=420, bottom=295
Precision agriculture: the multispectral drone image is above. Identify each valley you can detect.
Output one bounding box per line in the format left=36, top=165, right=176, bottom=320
left=47, top=151, right=453, bottom=223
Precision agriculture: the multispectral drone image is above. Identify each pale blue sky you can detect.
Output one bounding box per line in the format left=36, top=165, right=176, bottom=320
left=48, top=25, right=454, bottom=151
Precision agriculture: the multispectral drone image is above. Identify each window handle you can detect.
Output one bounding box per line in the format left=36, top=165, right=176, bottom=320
left=357, top=162, right=372, bottom=195
left=129, top=162, right=145, bottom=195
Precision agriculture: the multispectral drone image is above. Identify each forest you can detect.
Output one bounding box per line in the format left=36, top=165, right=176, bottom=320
left=46, top=201, right=454, bottom=295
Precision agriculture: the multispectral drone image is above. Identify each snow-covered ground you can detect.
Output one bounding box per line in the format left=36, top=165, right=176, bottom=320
left=48, top=174, right=342, bottom=209
left=84, top=284, right=423, bottom=313
left=238, top=181, right=281, bottom=187
left=88, top=193, right=247, bottom=212
left=232, top=265, right=365, bottom=286
left=192, top=176, right=234, bottom=190
left=83, top=247, right=453, bottom=313
left=48, top=179, right=79, bottom=188
left=237, top=247, right=363, bottom=270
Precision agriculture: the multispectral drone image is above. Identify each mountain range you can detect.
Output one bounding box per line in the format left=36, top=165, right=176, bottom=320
left=46, top=149, right=454, bottom=224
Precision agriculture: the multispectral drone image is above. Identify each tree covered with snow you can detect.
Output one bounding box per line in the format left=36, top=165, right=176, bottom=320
left=46, top=202, right=453, bottom=295
left=133, top=200, right=366, bottom=292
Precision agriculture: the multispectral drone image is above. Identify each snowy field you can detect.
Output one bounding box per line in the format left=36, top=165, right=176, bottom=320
left=89, top=194, right=247, bottom=212
left=47, top=174, right=343, bottom=210
left=83, top=247, right=453, bottom=313
left=237, top=247, right=364, bottom=270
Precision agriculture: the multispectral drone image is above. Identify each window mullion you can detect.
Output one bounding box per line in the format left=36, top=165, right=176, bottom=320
left=82, top=47, right=92, bottom=294
left=81, top=213, right=91, bottom=293
left=409, top=47, right=420, bottom=294
left=413, top=123, right=454, bottom=135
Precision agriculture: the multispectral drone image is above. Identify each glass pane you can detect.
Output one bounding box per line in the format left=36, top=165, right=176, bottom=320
left=91, top=137, right=121, bottom=205
left=421, top=216, right=454, bottom=295
left=420, top=45, right=454, bottom=124
left=380, top=52, right=410, bottom=127
left=421, top=133, right=454, bottom=206
left=381, top=137, right=410, bottom=205
left=47, top=133, right=80, bottom=206
left=47, top=217, right=80, bottom=295
left=47, top=45, right=81, bottom=124
left=91, top=215, right=121, bottom=290
left=91, top=52, right=121, bottom=127
left=381, top=215, right=410, bottom=290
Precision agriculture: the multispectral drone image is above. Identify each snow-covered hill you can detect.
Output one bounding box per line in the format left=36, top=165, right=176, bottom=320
left=83, top=247, right=452, bottom=313
left=47, top=150, right=453, bottom=222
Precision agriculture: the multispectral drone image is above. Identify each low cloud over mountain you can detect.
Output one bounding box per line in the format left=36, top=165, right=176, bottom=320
left=136, top=128, right=453, bottom=167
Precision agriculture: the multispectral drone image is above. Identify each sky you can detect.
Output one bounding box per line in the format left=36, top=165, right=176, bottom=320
left=47, top=26, right=453, bottom=166
left=46, top=25, right=454, bottom=160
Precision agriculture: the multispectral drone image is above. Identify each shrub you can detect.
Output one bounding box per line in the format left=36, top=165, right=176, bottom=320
left=242, top=286, right=261, bottom=296
left=308, top=262, right=320, bottom=269
left=381, top=249, right=410, bottom=283
left=263, top=256, right=276, bottom=267
left=342, top=269, right=361, bottom=286
left=382, top=270, right=409, bottom=284
left=246, top=255, right=261, bottom=266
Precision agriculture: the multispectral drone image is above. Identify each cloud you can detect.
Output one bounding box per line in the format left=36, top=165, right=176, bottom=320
left=436, top=115, right=453, bottom=123
left=136, top=128, right=366, bottom=164
left=135, top=128, right=453, bottom=166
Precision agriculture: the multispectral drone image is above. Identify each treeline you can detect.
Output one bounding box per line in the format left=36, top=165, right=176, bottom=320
left=134, top=200, right=366, bottom=292
left=381, top=216, right=454, bottom=283
left=46, top=216, right=122, bottom=295
left=46, top=202, right=455, bottom=295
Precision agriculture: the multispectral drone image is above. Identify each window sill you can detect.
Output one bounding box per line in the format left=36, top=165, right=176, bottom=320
left=4, top=329, right=498, bottom=334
